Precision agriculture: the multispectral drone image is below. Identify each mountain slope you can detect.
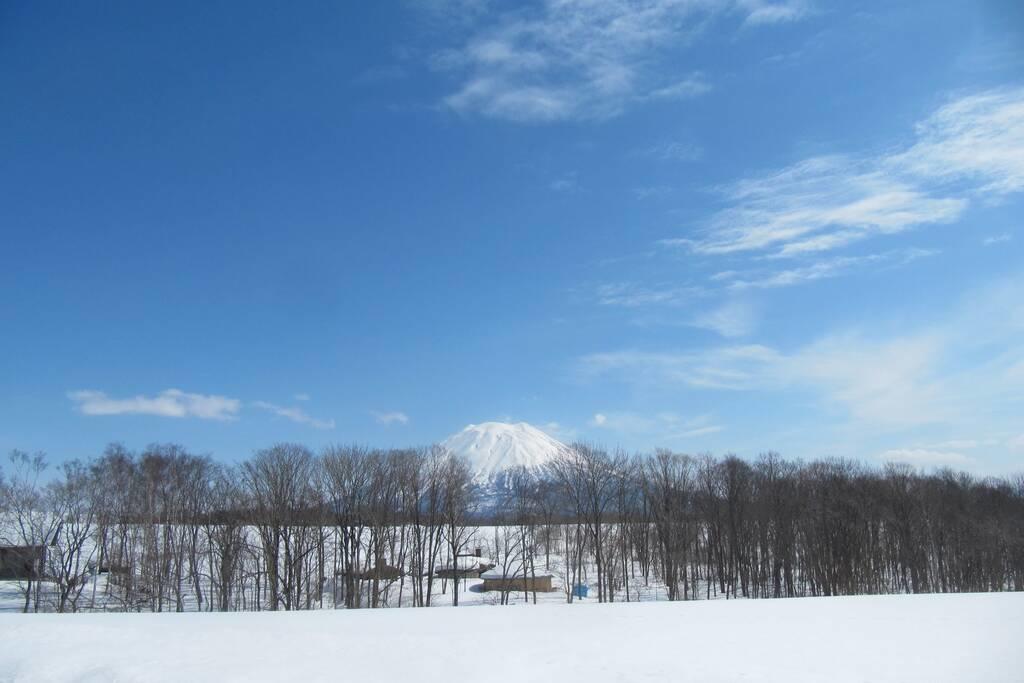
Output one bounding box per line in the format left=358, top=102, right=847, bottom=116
left=441, top=422, right=567, bottom=484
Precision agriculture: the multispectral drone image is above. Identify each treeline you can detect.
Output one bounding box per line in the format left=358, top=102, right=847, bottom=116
left=558, top=448, right=1024, bottom=603
left=1, top=442, right=1021, bottom=613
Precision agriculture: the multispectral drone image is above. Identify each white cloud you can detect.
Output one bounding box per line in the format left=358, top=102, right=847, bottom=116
left=1010, top=434, right=1024, bottom=451
left=682, top=88, right=1024, bottom=257
left=68, top=389, right=240, bottom=421
left=372, top=411, right=410, bottom=426
left=982, top=233, right=1012, bottom=246
left=578, top=273, right=1024, bottom=430
left=877, top=448, right=978, bottom=470
left=444, top=78, right=578, bottom=122
left=781, top=332, right=949, bottom=425
left=581, top=344, right=781, bottom=390
left=693, top=156, right=965, bottom=256
left=924, top=439, right=990, bottom=450
left=737, top=0, right=811, bottom=25
left=581, top=334, right=952, bottom=426
left=710, top=269, right=738, bottom=281
left=539, top=421, right=578, bottom=441
left=590, top=411, right=723, bottom=439
left=646, top=73, right=711, bottom=101
left=549, top=172, right=579, bottom=192
left=253, top=401, right=335, bottom=430
left=595, top=282, right=702, bottom=307
left=678, top=424, right=724, bottom=437
left=726, top=248, right=938, bottom=290
left=890, top=87, right=1024, bottom=196
left=436, top=0, right=801, bottom=122
left=293, top=393, right=311, bottom=402
left=692, top=300, right=758, bottom=337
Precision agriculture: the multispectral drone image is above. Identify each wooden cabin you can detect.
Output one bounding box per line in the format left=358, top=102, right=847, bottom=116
left=480, top=567, right=555, bottom=593
left=435, top=550, right=494, bottom=579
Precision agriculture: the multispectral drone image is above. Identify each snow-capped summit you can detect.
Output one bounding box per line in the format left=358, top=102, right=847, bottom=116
left=441, top=421, right=568, bottom=485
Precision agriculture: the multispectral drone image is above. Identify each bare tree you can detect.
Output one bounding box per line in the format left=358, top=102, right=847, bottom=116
left=204, top=466, right=249, bottom=611
left=438, top=452, right=474, bottom=606
left=642, top=450, right=694, bottom=601
left=242, top=444, right=318, bottom=611
left=1, top=450, right=60, bottom=612
left=46, top=460, right=99, bottom=612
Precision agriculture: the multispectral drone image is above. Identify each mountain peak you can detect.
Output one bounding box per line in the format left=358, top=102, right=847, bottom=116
left=441, top=421, right=568, bottom=484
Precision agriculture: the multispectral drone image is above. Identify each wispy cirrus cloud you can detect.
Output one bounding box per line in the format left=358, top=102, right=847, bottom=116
left=580, top=336, right=951, bottom=426
left=924, top=439, right=997, bottom=451
left=595, top=282, right=703, bottom=307
left=982, top=233, right=1012, bottom=246
left=581, top=344, right=781, bottom=390
left=678, top=87, right=1024, bottom=257
left=875, top=436, right=1021, bottom=476
left=876, top=448, right=978, bottom=470
left=692, top=300, right=758, bottom=337
left=253, top=401, right=335, bottom=430
left=435, top=0, right=807, bottom=122
left=737, top=0, right=811, bottom=25
left=549, top=172, right=580, bottom=192
left=689, top=156, right=965, bottom=256
left=644, top=73, right=712, bottom=101
left=539, top=421, right=578, bottom=442
left=889, top=88, right=1024, bottom=196
left=579, top=272, right=1024, bottom=429
left=593, top=284, right=757, bottom=337
left=68, top=389, right=241, bottom=421
left=372, top=410, right=410, bottom=426
left=590, top=411, right=723, bottom=439
left=724, top=247, right=938, bottom=290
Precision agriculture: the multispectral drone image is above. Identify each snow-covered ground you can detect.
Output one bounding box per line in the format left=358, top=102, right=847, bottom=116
left=0, top=593, right=1020, bottom=682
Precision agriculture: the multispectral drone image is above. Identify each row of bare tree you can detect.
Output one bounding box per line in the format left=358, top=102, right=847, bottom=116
left=1, top=444, right=476, bottom=613
left=545, top=447, right=1024, bottom=603
left=1, top=442, right=1021, bottom=612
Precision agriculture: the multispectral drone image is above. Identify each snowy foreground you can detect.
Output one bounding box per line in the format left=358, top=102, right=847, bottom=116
left=0, top=593, right=1021, bottom=683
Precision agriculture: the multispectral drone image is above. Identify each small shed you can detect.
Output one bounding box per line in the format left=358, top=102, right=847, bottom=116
left=480, top=567, right=555, bottom=593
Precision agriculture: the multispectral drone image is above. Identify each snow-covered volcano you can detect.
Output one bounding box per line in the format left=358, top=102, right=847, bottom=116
left=441, top=422, right=567, bottom=485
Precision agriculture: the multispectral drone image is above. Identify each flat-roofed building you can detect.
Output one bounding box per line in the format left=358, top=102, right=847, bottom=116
left=480, top=567, right=555, bottom=593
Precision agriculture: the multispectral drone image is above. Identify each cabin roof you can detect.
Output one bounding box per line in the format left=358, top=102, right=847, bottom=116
left=480, top=567, right=554, bottom=580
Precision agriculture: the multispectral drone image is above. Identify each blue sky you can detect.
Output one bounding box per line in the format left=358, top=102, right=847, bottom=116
left=2, top=0, right=1022, bottom=474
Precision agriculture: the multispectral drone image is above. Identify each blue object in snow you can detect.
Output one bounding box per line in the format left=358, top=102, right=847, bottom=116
left=572, top=584, right=589, bottom=598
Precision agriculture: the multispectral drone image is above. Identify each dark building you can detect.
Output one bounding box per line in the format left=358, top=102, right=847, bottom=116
left=0, top=545, right=46, bottom=580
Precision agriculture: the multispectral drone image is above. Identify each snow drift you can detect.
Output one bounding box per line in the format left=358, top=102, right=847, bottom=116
left=0, top=593, right=1019, bottom=682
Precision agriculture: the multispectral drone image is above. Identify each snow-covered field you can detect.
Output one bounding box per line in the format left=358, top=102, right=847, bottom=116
left=0, top=593, right=1020, bottom=682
